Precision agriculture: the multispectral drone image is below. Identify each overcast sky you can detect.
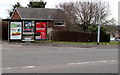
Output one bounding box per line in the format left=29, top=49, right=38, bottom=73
left=0, top=0, right=119, bottom=23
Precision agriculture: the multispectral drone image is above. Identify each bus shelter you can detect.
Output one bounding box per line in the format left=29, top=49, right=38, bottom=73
left=7, top=19, right=48, bottom=42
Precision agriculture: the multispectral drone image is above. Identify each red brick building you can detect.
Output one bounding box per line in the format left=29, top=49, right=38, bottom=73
left=4, top=8, right=66, bottom=41
left=11, top=8, right=66, bottom=31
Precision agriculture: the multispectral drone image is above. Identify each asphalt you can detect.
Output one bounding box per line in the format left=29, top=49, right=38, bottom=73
left=1, top=40, right=118, bottom=73
left=2, top=44, right=118, bottom=73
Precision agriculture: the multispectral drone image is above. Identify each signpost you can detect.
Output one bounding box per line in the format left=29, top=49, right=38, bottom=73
left=97, top=3, right=101, bottom=45
left=97, top=24, right=100, bottom=45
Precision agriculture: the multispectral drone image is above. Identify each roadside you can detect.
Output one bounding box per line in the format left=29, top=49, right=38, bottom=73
left=1, top=40, right=119, bottom=49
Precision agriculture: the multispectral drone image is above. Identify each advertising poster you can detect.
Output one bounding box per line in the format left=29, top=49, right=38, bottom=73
left=10, top=22, right=22, bottom=40
left=22, top=21, right=34, bottom=41
left=35, top=22, right=47, bottom=40
left=24, top=22, right=32, bottom=32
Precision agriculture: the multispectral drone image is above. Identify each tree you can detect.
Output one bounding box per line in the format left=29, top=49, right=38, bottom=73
left=102, top=18, right=118, bottom=37
left=56, top=2, right=82, bottom=31
left=8, top=2, right=23, bottom=17
left=57, top=0, right=112, bottom=32
left=27, top=0, right=47, bottom=8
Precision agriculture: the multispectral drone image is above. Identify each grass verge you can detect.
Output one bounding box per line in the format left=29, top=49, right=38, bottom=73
left=35, top=41, right=120, bottom=45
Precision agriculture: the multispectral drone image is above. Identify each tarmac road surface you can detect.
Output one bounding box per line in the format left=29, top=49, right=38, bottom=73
left=2, top=42, right=118, bottom=73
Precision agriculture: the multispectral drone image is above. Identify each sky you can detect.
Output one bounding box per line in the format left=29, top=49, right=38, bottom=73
left=0, top=0, right=119, bottom=23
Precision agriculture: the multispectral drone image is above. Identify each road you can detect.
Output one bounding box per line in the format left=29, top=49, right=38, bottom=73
left=2, top=43, right=118, bottom=73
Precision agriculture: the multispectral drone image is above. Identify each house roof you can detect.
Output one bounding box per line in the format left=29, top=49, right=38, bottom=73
left=15, top=8, right=65, bottom=20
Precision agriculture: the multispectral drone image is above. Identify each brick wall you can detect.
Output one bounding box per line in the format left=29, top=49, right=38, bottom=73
left=47, top=21, right=65, bottom=31
left=11, top=10, right=21, bottom=19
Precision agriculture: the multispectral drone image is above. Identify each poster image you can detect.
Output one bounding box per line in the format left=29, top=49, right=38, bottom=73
left=10, top=22, right=22, bottom=40
left=35, top=22, right=47, bottom=40
left=24, top=22, right=32, bottom=32
left=22, top=21, right=35, bottom=41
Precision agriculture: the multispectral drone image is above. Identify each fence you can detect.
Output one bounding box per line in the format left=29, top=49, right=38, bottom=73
left=51, top=30, right=110, bottom=42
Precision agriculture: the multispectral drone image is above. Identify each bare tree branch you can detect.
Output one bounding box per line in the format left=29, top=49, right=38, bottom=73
left=56, top=0, right=113, bottom=32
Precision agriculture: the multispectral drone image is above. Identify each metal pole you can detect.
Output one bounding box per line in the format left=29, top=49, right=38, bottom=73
left=97, top=1, right=101, bottom=45
left=97, top=24, right=100, bottom=45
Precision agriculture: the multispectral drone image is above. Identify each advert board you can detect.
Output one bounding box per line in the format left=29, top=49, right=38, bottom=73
left=22, top=21, right=34, bottom=41
left=35, top=22, right=47, bottom=40
left=10, top=22, right=22, bottom=40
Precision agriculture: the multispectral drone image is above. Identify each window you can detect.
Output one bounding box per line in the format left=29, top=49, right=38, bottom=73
left=54, top=21, right=65, bottom=26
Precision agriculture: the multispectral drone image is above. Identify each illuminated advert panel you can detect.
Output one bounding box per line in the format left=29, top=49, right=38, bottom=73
left=10, top=22, right=22, bottom=40
left=35, top=22, right=47, bottom=40
left=22, top=21, right=34, bottom=41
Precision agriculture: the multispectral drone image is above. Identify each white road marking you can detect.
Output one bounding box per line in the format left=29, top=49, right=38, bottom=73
left=110, top=60, right=116, bottom=62
left=3, top=60, right=117, bottom=70
left=4, top=68, right=11, bottom=70
left=21, top=66, right=34, bottom=69
left=4, top=66, right=35, bottom=70
left=96, top=61, right=108, bottom=63
left=68, top=60, right=117, bottom=65
left=4, top=67, right=15, bottom=70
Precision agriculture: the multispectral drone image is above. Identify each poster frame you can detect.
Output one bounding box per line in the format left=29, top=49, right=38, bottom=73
left=22, top=21, right=35, bottom=41
left=9, top=21, right=23, bottom=41
left=8, top=19, right=48, bottom=41
left=35, top=21, right=47, bottom=40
